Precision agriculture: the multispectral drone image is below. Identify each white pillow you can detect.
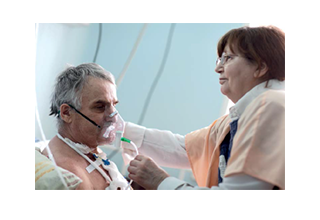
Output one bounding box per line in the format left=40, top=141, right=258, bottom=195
left=35, top=149, right=82, bottom=190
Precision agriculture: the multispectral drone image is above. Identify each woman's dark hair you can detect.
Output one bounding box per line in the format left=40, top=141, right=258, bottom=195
left=217, top=25, right=285, bottom=85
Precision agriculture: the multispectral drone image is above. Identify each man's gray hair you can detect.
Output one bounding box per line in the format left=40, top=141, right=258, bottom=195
left=50, top=63, right=116, bottom=129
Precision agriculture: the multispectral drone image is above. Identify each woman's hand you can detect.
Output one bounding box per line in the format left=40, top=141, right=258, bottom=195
left=128, top=155, right=169, bottom=190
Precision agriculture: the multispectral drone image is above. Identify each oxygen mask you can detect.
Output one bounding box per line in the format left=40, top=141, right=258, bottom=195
left=103, top=110, right=125, bottom=147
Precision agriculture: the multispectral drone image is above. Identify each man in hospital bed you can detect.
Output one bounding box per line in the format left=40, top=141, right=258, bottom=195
left=35, top=63, right=129, bottom=190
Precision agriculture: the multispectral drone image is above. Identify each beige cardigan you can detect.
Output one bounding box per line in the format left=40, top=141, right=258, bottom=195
left=185, top=90, right=285, bottom=189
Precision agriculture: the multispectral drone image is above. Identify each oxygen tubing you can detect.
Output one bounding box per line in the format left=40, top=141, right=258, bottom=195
left=121, top=137, right=139, bottom=190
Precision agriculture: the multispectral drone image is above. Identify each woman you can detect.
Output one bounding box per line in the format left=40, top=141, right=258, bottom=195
left=123, top=25, right=285, bottom=190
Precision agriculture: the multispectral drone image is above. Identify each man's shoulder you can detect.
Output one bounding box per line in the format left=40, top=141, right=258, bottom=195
left=56, top=156, right=93, bottom=189
left=45, top=147, right=84, bottom=177
left=55, top=154, right=86, bottom=176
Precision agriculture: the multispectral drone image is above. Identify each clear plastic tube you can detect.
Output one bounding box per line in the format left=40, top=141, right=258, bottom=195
left=124, top=140, right=139, bottom=190
left=129, top=141, right=139, bottom=156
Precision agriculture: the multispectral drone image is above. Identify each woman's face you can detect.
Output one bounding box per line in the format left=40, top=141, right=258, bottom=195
left=215, top=45, right=263, bottom=103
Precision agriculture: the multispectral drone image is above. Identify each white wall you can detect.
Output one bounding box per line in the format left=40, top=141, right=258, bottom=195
left=35, top=23, right=246, bottom=184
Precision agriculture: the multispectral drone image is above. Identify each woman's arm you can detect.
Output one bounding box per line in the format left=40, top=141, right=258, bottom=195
left=122, top=122, right=191, bottom=169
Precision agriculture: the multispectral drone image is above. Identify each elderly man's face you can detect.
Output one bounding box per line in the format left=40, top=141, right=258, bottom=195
left=70, top=76, right=118, bottom=148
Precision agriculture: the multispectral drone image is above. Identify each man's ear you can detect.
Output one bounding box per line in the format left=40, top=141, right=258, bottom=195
left=254, top=62, right=268, bottom=79
left=59, top=104, right=73, bottom=124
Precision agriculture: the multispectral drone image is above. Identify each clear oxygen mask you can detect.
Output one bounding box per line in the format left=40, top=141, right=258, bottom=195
left=103, top=110, right=125, bottom=148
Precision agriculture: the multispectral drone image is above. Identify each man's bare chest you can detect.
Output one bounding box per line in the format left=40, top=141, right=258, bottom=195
left=58, top=153, right=111, bottom=190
